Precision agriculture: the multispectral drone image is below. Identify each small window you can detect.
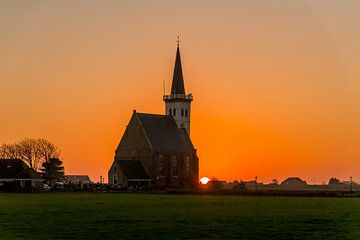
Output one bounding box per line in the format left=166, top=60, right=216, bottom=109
left=181, top=108, right=184, bottom=116
left=158, top=155, right=165, bottom=176
left=185, top=109, right=188, bottom=117
left=113, top=175, right=118, bottom=185
left=185, top=156, right=190, bottom=175
left=169, top=108, right=172, bottom=115
left=20, top=180, right=25, bottom=188
left=173, top=109, right=176, bottom=116
left=171, top=156, right=178, bottom=176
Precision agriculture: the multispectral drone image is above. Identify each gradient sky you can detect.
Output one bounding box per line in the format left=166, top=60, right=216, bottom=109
left=1, top=0, right=360, bottom=184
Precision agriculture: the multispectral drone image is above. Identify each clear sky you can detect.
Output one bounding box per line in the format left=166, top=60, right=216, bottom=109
left=1, top=0, right=360, bottom=184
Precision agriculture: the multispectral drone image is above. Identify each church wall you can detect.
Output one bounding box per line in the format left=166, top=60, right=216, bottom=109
left=115, top=114, right=152, bottom=161
left=153, top=152, right=199, bottom=188
left=108, top=161, right=127, bottom=186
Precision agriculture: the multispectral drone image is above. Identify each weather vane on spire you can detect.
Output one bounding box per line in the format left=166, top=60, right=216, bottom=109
left=176, top=36, right=180, bottom=47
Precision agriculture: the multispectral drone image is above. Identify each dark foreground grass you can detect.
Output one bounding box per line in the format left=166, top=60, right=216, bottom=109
left=0, top=193, right=359, bottom=239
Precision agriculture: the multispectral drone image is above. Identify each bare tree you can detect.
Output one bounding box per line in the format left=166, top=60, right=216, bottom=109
left=18, top=138, right=41, bottom=170
left=37, top=138, right=61, bottom=163
left=0, top=138, right=61, bottom=172
left=0, top=143, right=21, bottom=159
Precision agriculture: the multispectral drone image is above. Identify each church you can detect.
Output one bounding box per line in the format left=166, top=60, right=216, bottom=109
left=108, top=42, right=199, bottom=188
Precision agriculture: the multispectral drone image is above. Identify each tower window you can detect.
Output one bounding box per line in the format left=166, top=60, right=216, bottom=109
left=169, top=109, right=172, bottom=115
left=185, top=109, right=188, bottom=117
left=181, top=108, right=184, bottom=116
left=173, top=109, right=176, bottom=116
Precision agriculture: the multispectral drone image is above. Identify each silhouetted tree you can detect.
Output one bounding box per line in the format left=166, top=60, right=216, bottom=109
left=0, top=138, right=61, bottom=171
left=0, top=143, right=21, bottom=159
left=41, top=158, right=64, bottom=186
left=272, top=179, right=279, bottom=185
left=18, top=138, right=41, bottom=170
left=37, top=138, right=60, bottom=163
left=329, top=177, right=341, bottom=185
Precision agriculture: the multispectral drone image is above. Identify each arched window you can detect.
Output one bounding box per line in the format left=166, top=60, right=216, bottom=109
left=185, top=109, right=188, bottom=117
left=169, top=108, right=172, bottom=116
left=158, top=155, right=165, bottom=176
left=185, top=156, right=190, bottom=175
left=181, top=108, right=184, bottom=116
left=171, top=156, right=178, bottom=176
left=173, top=109, right=176, bottom=116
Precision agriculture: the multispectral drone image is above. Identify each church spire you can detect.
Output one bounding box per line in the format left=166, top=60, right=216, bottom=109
left=171, top=37, right=185, bottom=95
left=163, top=37, right=193, bottom=135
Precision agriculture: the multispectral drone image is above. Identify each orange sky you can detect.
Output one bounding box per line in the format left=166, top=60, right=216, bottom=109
left=1, top=1, right=360, bottom=184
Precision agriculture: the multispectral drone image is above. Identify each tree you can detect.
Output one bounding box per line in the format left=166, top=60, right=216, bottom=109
left=0, top=138, right=61, bottom=171
left=329, top=177, right=341, bottom=185
left=0, top=143, right=21, bottom=159
left=18, top=138, right=41, bottom=170
left=272, top=179, right=279, bottom=185
left=41, top=158, right=64, bottom=186
left=37, top=138, right=61, bottom=169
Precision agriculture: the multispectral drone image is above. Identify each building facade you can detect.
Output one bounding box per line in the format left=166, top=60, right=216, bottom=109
left=108, top=43, right=199, bottom=188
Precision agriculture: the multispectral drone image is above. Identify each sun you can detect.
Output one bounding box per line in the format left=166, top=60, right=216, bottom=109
left=199, top=177, right=210, bottom=185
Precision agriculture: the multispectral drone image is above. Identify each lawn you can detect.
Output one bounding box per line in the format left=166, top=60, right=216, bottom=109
left=0, top=193, right=359, bottom=239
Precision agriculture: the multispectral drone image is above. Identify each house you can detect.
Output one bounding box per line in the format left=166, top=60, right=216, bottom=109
left=109, top=160, right=151, bottom=189
left=64, top=175, right=92, bottom=190
left=281, top=177, right=307, bottom=188
left=281, top=177, right=307, bottom=185
left=108, top=42, right=199, bottom=188
left=0, top=159, right=43, bottom=192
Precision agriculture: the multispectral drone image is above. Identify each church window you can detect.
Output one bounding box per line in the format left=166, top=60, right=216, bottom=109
left=113, top=175, right=118, bottom=185
left=185, top=109, right=188, bottom=117
left=158, top=155, right=165, bottom=176
left=171, top=156, right=178, bottom=176
left=169, top=108, right=172, bottom=115
left=181, top=108, right=184, bottom=116
left=185, top=156, right=190, bottom=175
left=173, top=109, right=176, bottom=116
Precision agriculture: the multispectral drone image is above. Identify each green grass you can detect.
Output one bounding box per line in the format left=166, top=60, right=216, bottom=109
left=0, top=193, right=360, bottom=239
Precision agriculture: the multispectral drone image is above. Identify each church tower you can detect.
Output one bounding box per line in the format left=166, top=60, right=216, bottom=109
left=163, top=38, right=193, bottom=135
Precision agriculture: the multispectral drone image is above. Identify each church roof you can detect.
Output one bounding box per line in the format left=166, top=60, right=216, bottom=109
left=136, top=112, right=195, bottom=153
left=115, top=159, right=151, bottom=180
left=171, top=46, right=185, bottom=95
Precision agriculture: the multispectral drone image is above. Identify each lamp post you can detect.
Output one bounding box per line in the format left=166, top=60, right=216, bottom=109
left=255, top=176, right=258, bottom=191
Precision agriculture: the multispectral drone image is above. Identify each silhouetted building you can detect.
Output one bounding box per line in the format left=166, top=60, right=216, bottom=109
left=108, top=42, right=199, bottom=188
left=0, top=159, right=43, bottom=192
left=109, top=160, right=151, bottom=188
left=281, top=177, right=307, bottom=186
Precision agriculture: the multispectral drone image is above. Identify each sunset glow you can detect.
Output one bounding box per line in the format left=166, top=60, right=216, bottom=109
left=1, top=1, right=360, bottom=184
left=200, top=177, right=210, bottom=185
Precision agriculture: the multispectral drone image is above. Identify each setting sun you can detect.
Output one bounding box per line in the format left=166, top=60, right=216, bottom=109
left=199, top=177, right=210, bottom=185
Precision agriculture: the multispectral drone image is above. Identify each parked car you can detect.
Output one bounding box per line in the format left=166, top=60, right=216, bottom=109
left=43, top=184, right=51, bottom=192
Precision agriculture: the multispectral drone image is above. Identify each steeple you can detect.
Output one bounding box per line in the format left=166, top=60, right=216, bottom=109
left=171, top=39, right=185, bottom=95
left=163, top=37, right=193, bottom=135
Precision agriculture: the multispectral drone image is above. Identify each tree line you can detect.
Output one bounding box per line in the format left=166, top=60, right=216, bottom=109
left=0, top=138, right=64, bottom=185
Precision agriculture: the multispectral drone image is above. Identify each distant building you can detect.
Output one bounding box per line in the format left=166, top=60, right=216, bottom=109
left=64, top=175, right=92, bottom=185
left=0, top=159, right=43, bottom=192
left=281, top=177, right=307, bottom=186
left=108, top=41, right=199, bottom=188
left=64, top=175, right=92, bottom=190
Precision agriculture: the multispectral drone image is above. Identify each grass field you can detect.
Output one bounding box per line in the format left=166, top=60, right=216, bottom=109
left=0, top=193, right=359, bottom=239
